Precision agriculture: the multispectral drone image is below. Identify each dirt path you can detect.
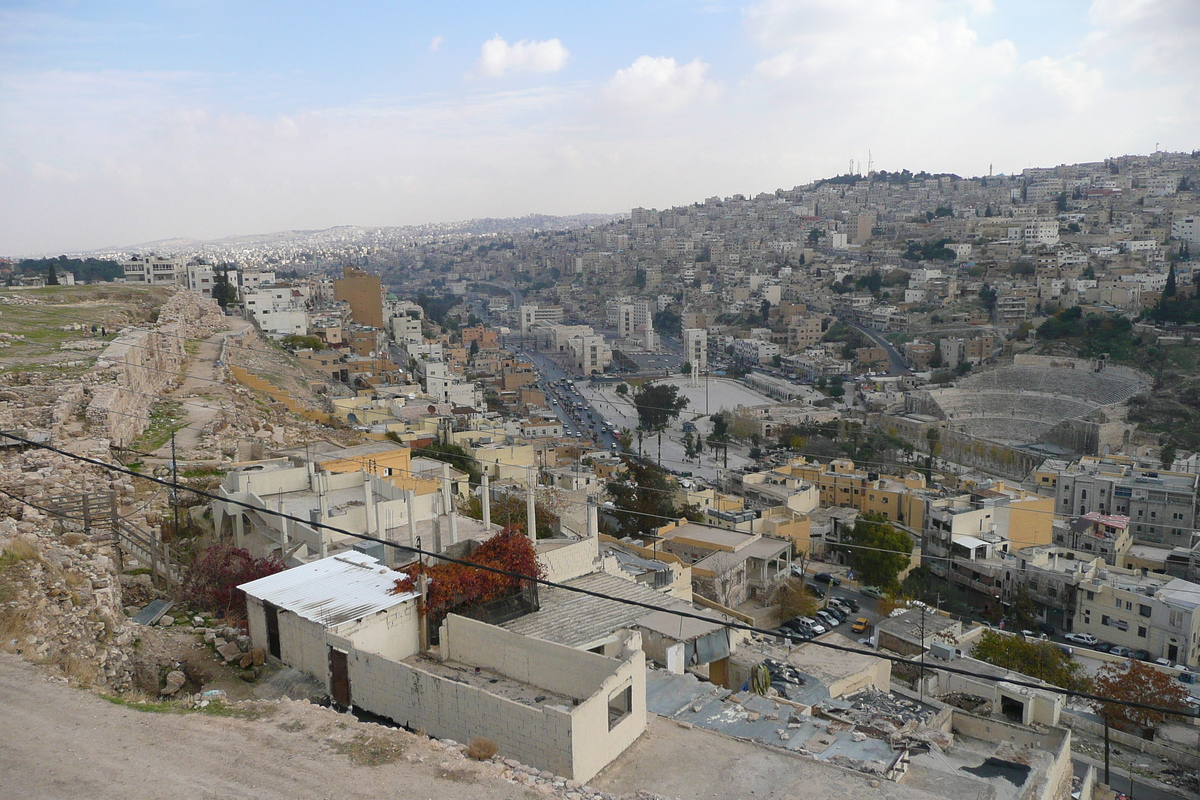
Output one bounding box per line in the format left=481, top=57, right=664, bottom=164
left=0, top=653, right=541, bottom=800
left=152, top=318, right=251, bottom=459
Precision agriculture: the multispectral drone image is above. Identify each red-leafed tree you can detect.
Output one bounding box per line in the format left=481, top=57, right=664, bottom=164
left=392, top=526, right=543, bottom=632
left=182, top=545, right=284, bottom=620
left=1092, top=659, right=1192, bottom=733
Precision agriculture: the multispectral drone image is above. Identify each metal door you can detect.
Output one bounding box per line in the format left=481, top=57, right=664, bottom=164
left=328, top=647, right=351, bottom=707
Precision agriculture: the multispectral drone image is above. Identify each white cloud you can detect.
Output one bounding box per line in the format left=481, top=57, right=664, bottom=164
left=476, top=36, right=569, bottom=77
left=429, top=35, right=444, bottom=51
left=603, top=56, right=721, bottom=113
left=1087, top=0, right=1200, bottom=74
left=746, top=0, right=1017, bottom=91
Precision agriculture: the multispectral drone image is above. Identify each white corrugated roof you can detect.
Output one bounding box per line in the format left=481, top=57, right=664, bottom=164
left=239, top=551, right=418, bottom=627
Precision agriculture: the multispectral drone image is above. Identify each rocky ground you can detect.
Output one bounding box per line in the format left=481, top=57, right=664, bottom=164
left=0, top=651, right=686, bottom=800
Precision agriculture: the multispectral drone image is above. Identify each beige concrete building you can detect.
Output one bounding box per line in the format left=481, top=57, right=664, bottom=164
left=334, top=266, right=384, bottom=328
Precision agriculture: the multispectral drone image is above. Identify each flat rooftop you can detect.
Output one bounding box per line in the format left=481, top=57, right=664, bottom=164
left=501, top=571, right=725, bottom=649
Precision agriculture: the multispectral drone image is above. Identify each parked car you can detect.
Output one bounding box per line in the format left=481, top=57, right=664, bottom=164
left=816, top=610, right=840, bottom=628
left=1109, top=646, right=1132, bottom=658
left=1131, top=649, right=1152, bottom=661
left=1155, top=657, right=1178, bottom=669
left=825, top=606, right=847, bottom=623
left=851, top=617, right=870, bottom=633
left=805, top=584, right=826, bottom=598
left=860, top=586, right=885, bottom=599
left=1094, top=642, right=1114, bottom=653
left=799, top=617, right=827, bottom=635
left=839, top=597, right=860, bottom=613
left=813, top=572, right=842, bottom=586
left=1063, top=633, right=1098, bottom=646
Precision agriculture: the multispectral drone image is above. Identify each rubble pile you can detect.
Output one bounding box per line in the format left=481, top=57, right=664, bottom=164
left=0, top=519, right=140, bottom=691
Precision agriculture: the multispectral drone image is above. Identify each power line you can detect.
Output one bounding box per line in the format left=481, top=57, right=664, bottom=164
left=8, top=303, right=1197, bottom=548
left=0, top=427, right=1194, bottom=720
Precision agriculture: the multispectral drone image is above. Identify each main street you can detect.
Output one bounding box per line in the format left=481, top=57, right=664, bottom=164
left=849, top=322, right=909, bottom=376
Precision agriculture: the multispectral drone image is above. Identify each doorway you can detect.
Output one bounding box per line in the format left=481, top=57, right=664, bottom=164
left=328, top=647, right=351, bottom=707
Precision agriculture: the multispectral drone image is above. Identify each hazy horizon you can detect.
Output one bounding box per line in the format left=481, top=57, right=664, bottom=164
left=3, top=0, right=1197, bottom=255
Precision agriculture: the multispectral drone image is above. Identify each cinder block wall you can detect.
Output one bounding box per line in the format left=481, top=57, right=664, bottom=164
left=539, top=537, right=599, bottom=583
left=346, top=648, right=576, bottom=777
left=442, top=614, right=618, bottom=698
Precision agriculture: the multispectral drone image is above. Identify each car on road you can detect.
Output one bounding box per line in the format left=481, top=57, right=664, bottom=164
left=851, top=617, right=870, bottom=633
left=804, top=584, right=825, bottom=598
left=813, top=572, right=842, bottom=586
left=836, top=597, right=860, bottom=613
left=1063, top=633, right=1098, bottom=646
left=860, top=586, right=885, bottom=599
left=1109, top=645, right=1132, bottom=658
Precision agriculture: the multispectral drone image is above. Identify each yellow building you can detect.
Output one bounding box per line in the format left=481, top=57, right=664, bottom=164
left=313, top=442, right=440, bottom=496
left=333, top=266, right=384, bottom=328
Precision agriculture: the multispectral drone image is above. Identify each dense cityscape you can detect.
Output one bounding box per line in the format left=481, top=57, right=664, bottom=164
left=2, top=151, right=1200, bottom=800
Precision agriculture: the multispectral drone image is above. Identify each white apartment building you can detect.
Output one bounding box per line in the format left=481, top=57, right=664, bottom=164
left=390, top=313, right=423, bottom=345
left=423, top=361, right=483, bottom=408
left=243, top=283, right=310, bottom=336
left=732, top=338, right=779, bottom=366
left=123, top=255, right=185, bottom=286
left=519, top=304, right=564, bottom=333
left=1073, top=571, right=1200, bottom=666
left=683, top=328, right=708, bottom=374
left=1023, top=219, right=1060, bottom=247
left=1172, top=216, right=1200, bottom=246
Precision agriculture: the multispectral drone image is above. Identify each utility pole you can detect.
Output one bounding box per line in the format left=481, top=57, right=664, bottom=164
left=919, top=603, right=927, bottom=706
left=170, top=432, right=180, bottom=542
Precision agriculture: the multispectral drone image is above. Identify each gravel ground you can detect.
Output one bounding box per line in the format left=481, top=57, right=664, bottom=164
left=0, top=652, right=544, bottom=800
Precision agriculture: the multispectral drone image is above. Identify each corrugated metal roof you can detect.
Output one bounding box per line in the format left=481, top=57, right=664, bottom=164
left=239, top=551, right=418, bottom=627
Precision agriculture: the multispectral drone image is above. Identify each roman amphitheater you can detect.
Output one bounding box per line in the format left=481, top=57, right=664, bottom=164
left=906, top=354, right=1149, bottom=454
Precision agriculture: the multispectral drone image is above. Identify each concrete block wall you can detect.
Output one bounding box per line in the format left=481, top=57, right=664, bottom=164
left=345, top=648, right=576, bottom=777
left=334, top=601, right=419, bottom=663
left=442, top=615, right=620, bottom=698
left=539, top=536, right=600, bottom=584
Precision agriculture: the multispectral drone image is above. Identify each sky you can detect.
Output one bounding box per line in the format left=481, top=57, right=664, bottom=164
left=1, top=0, right=1197, bottom=255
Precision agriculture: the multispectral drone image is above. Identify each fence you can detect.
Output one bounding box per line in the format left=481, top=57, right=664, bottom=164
left=42, top=491, right=180, bottom=588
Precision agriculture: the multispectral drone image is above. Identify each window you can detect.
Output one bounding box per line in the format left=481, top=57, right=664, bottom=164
left=1086, top=591, right=1094, bottom=601
left=1139, top=604, right=1152, bottom=618
left=1102, top=615, right=1110, bottom=625
left=607, top=684, right=633, bottom=730
left=1137, top=626, right=1147, bottom=638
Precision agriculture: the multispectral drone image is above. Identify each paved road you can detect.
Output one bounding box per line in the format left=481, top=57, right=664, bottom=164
left=849, top=322, right=909, bottom=376
left=1071, top=754, right=1192, bottom=800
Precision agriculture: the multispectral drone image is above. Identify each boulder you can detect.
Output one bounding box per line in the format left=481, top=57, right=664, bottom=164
left=217, top=641, right=242, bottom=662
left=160, top=670, right=186, bottom=696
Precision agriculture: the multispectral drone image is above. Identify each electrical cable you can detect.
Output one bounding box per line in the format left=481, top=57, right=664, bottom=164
left=0, top=427, right=1194, bottom=719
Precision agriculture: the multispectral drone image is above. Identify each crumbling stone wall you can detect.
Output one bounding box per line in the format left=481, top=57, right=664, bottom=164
left=85, top=291, right=223, bottom=447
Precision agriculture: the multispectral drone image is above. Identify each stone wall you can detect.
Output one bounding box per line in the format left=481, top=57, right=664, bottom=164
left=85, top=290, right=223, bottom=447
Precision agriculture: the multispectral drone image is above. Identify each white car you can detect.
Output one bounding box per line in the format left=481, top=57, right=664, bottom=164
left=1063, top=633, right=1098, bottom=646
